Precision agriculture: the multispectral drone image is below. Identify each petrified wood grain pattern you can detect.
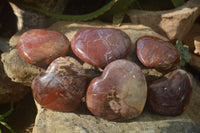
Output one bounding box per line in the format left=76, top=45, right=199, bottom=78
left=71, top=28, right=131, bottom=68
left=17, top=29, right=69, bottom=66
left=32, top=57, right=87, bottom=112
left=148, top=69, right=192, bottom=115
left=86, top=59, right=147, bottom=121
left=136, top=36, right=181, bottom=70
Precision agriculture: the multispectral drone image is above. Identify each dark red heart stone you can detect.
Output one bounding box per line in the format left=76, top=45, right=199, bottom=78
left=71, top=28, right=131, bottom=68
left=32, top=57, right=87, bottom=112
left=86, top=59, right=147, bottom=121
left=136, top=36, right=181, bottom=70
left=17, top=29, right=70, bottom=66
left=148, top=69, right=192, bottom=115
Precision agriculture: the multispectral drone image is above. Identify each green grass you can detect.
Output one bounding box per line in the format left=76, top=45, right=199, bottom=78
left=0, top=103, right=14, bottom=133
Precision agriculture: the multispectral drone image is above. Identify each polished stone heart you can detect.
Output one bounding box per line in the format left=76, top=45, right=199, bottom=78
left=32, top=57, right=87, bottom=112
left=148, top=69, right=192, bottom=115
left=86, top=59, right=147, bottom=121
left=71, top=28, right=131, bottom=68
left=17, top=29, right=70, bottom=66
left=136, top=36, right=181, bottom=70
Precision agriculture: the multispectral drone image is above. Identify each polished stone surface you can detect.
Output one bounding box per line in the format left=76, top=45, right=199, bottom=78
left=17, top=29, right=69, bottom=66
left=71, top=28, right=131, bottom=68
left=136, top=36, right=181, bottom=70
left=3, top=21, right=199, bottom=132
left=86, top=59, right=147, bottom=121
left=148, top=69, right=192, bottom=115
left=32, top=57, right=87, bottom=112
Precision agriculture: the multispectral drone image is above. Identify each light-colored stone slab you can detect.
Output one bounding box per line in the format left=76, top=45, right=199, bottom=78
left=127, top=0, right=200, bottom=40
left=1, top=49, right=45, bottom=86
left=0, top=60, right=30, bottom=103
left=194, top=36, right=200, bottom=55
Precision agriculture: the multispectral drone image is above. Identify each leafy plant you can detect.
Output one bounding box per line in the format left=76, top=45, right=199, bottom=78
left=0, top=103, right=14, bottom=133
left=175, top=40, right=191, bottom=66
left=18, top=0, right=187, bottom=25
left=18, top=0, right=139, bottom=25
left=19, top=0, right=118, bottom=21
left=171, top=0, right=185, bottom=7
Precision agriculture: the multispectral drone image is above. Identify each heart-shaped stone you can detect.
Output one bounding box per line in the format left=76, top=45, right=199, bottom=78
left=86, top=59, right=147, bottom=121
left=71, top=28, right=131, bottom=68
left=32, top=57, right=87, bottom=112
left=17, top=29, right=70, bottom=66
left=148, top=69, right=192, bottom=115
left=136, top=36, right=181, bottom=70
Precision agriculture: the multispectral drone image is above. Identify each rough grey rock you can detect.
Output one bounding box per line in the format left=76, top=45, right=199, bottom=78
left=1, top=49, right=45, bottom=86
left=9, top=30, right=27, bottom=48
left=194, top=36, right=200, bottom=55
left=9, top=0, right=67, bottom=31
left=182, top=23, right=200, bottom=53
left=33, top=74, right=200, bottom=133
left=0, top=38, right=30, bottom=103
left=13, top=0, right=68, bottom=13
left=1, top=21, right=167, bottom=86
left=142, top=69, right=163, bottom=84
left=127, top=0, right=200, bottom=40
left=181, top=23, right=200, bottom=74
left=189, top=53, right=200, bottom=73
left=0, top=60, right=30, bottom=103
left=82, top=62, right=102, bottom=83
left=189, top=36, right=200, bottom=73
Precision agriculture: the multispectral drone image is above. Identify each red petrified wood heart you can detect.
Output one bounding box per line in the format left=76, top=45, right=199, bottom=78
left=17, top=29, right=70, bottom=66
left=136, top=36, right=181, bottom=70
left=32, top=57, right=87, bottom=112
left=148, top=69, right=192, bottom=115
left=86, top=59, right=147, bottom=121
left=71, top=28, right=132, bottom=68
